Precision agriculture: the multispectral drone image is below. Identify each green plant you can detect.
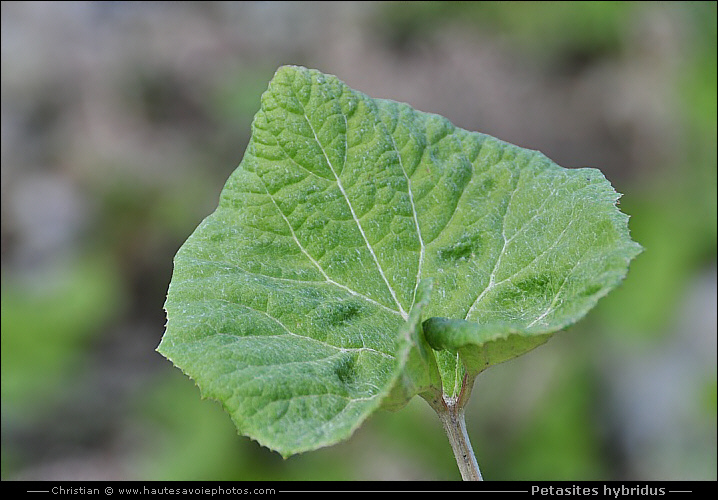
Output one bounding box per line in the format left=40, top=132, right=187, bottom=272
left=157, top=65, right=641, bottom=480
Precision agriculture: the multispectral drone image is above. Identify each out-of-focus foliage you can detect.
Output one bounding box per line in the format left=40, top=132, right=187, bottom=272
left=377, top=0, right=633, bottom=64
left=597, top=2, right=716, bottom=335
left=1, top=256, right=123, bottom=410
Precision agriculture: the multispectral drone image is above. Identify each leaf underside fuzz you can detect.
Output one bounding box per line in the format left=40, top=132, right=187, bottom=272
left=158, top=65, right=641, bottom=457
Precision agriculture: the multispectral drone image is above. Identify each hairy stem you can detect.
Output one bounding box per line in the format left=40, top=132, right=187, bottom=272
left=436, top=399, right=482, bottom=480
left=423, top=372, right=482, bottom=481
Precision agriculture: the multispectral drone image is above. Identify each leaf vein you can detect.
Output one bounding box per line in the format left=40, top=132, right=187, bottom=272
left=464, top=164, right=523, bottom=319
left=205, top=302, right=394, bottom=359
left=256, top=175, right=404, bottom=318
left=387, top=128, right=425, bottom=307
left=299, top=105, right=408, bottom=319
left=527, top=244, right=592, bottom=328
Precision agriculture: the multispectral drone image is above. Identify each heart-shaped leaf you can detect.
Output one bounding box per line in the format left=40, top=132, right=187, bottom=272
left=158, top=65, right=641, bottom=457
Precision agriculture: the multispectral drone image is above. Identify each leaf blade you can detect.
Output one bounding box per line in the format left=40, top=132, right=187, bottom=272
left=158, top=65, right=641, bottom=456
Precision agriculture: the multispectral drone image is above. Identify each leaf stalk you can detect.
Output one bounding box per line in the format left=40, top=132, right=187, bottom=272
left=436, top=398, right=483, bottom=481
left=424, top=371, right=482, bottom=481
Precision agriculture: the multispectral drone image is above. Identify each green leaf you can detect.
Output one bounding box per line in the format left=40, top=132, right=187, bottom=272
left=158, top=65, right=641, bottom=457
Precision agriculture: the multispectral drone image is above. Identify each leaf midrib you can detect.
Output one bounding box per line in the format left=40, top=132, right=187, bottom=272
left=299, top=106, right=409, bottom=320
left=258, top=182, right=403, bottom=319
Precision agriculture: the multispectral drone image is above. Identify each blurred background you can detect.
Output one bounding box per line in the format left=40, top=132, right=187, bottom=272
left=1, top=1, right=715, bottom=481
